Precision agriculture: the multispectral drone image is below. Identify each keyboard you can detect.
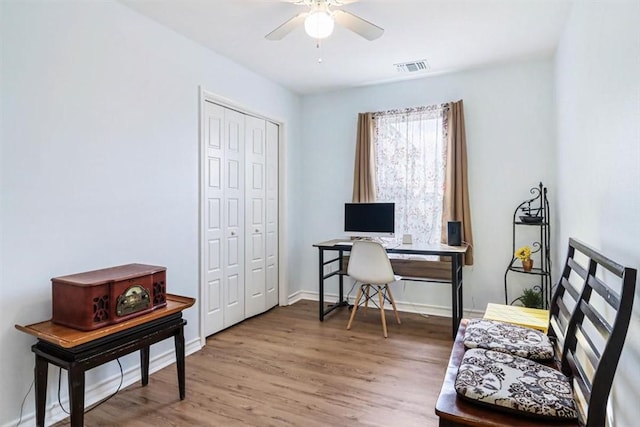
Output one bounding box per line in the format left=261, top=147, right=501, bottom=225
left=335, top=241, right=398, bottom=249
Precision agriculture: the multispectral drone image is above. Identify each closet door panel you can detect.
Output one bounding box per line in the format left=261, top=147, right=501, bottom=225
left=245, top=116, right=267, bottom=318
left=207, top=279, right=221, bottom=313
left=222, top=109, right=245, bottom=328
left=265, top=121, right=279, bottom=308
left=203, top=103, right=225, bottom=335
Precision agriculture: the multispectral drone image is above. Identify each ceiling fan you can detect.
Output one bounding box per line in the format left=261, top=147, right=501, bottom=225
left=265, top=0, right=384, bottom=42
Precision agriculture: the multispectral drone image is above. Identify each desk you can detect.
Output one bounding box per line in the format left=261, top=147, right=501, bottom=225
left=15, top=294, right=195, bottom=427
left=313, top=239, right=468, bottom=338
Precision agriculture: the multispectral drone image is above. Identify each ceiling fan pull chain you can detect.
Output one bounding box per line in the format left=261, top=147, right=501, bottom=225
left=317, top=39, right=323, bottom=63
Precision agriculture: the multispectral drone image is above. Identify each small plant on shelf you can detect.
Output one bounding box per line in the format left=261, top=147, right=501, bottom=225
left=514, top=245, right=533, bottom=271
left=512, top=287, right=543, bottom=308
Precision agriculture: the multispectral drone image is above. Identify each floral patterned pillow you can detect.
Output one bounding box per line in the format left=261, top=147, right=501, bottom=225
left=463, top=318, right=553, bottom=361
left=455, top=348, right=577, bottom=420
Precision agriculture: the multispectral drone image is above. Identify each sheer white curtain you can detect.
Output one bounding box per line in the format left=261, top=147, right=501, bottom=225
left=373, top=106, right=448, bottom=246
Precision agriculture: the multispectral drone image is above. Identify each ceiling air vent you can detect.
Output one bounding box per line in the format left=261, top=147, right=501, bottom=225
left=395, top=60, right=430, bottom=73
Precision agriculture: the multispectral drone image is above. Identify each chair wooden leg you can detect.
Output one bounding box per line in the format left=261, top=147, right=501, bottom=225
left=347, top=285, right=363, bottom=330
left=385, top=285, right=401, bottom=325
left=378, top=286, right=388, bottom=338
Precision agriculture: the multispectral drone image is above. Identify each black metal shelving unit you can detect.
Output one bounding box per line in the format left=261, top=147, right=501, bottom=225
left=504, top=182, right=552, bottom=309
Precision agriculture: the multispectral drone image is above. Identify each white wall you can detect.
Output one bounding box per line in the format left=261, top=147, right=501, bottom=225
left=555, top=1, right=640, bottom=424
left=297, top=60, right=556, bottom=314
left=0, top=1, right=301, bottom=425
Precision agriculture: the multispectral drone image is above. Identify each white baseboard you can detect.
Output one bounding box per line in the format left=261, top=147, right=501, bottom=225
left=288, top=290, right=484, bottom=318
left=6, top=338, right=202, bottom=427
left=286, top=289, right=309, bottom=305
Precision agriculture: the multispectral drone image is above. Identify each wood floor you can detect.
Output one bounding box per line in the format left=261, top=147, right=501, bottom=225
left=54, top=300, right=453, bottom=426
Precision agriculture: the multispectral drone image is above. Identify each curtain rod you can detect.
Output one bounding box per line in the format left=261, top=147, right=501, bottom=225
left=371, top=102, right=450, bottom=118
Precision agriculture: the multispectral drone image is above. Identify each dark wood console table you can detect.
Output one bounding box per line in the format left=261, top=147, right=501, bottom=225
left=15, top=294, right=195, bottom=427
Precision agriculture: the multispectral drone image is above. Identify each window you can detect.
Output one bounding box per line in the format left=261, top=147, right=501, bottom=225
left=373, top=105, right=448, bottom=245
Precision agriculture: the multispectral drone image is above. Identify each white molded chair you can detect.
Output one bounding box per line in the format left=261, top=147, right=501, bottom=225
left=346, top=240, right=401, bottom=338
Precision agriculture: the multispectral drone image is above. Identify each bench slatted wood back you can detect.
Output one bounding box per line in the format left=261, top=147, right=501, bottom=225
left=548, top=239, right=587, bottom=363
left=559, top=238, right=636, bottom=427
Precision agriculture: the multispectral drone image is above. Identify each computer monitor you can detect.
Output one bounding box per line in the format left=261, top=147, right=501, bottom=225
left=344, top=203, right=395, bottom=238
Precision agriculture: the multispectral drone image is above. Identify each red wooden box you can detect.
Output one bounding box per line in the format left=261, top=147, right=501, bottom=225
left=52, top=264, right=167, bottom=331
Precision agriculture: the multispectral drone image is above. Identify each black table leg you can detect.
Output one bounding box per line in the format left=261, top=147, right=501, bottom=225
left=319, top=247, right=325, bottom=321
left=456, top=254, right=463, bottom=332
left=338, top=249, right=344, bottom=304
left=449, top=254, right=464, bottom=339
left=140, top=345, right=150, bottom=386
left=450, top=256, right=458, bottom=339
left=35, top=355, right=48, bottom=427
left=68, top=365, right=85, bottom=427
left=175, top=325, right=186, bottom=400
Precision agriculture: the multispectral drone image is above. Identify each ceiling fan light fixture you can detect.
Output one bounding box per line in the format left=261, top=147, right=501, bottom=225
left=304, top=11, right=334, bottom=39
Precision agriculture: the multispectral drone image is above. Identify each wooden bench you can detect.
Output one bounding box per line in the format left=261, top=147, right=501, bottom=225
left=435, top=238, right=636, bottom=427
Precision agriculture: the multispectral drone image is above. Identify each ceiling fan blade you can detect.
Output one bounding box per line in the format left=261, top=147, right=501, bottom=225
left=333, top=9, right=384, bottom=41
left=265, top=13, right=308, bottom=40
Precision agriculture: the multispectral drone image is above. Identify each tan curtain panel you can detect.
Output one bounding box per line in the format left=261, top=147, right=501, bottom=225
left=352, top=113, right=376, bottom=203
left=442, top=100, right=474, bottom=265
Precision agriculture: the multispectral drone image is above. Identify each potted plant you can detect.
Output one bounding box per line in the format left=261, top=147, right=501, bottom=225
left=513, top=287, right=543, bottom=309
left=515, top=245, right=533, bottom=271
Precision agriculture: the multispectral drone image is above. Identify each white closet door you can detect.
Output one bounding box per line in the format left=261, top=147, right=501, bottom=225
left=203, top=102, right=246, bottom=335
left=265, top=121, right=279, bottom=309
left=244, top=115, right=267, bottom=318
left=223, top=108, right=246, bottom=328
left=202, top=100, right=278, bottom=337
left=203, top=102, right=225, bottom=336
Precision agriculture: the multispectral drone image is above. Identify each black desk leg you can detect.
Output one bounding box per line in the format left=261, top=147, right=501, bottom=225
left=338, top=249, right=344, bottom=304
left=35, top=355, right=48, bottom=427
left=456, top=254, right=463, bottom=332
left=450, top=254, right=464, bottom=339
left=319, top=247, right=325, bottom=321
left=175, top=326, right=186, bottom=400
left=450, top=257, right=457, bottom=339
left=140, top=345, right=150, bottom=386
left=68, top=365, right=85, bottom=427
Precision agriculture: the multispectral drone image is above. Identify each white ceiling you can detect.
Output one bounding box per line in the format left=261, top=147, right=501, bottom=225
left=119, top=0, right=573, bottom=95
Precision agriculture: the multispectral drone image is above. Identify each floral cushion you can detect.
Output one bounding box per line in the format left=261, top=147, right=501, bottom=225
left=455, top=348, right=577, bottom=420
left=463, top=318, right=553, bottom=361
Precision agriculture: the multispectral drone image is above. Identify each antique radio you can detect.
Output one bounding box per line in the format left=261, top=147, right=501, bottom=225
left=52, top=263, right=167, bottom=331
